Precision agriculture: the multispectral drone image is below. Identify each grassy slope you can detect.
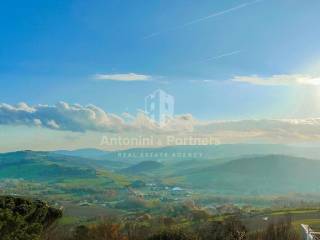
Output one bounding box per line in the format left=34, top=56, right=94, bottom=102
left=175, top=155, right=320, bottom=194
left=0, top=151, right=131, bottom=188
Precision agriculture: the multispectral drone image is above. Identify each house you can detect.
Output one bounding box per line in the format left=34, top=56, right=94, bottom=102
left=301, top=224, right=320, bottom=240
left=171, top=187, right=188, bottom=196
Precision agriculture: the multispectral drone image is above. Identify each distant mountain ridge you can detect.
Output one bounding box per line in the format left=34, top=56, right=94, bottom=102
left=13, top=144, right=320, bottom=163
left=54, top=148, right=108, bottom=159
left=95, top=144, right=320, bottom=163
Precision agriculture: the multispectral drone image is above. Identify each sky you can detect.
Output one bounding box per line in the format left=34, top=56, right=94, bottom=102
left=1, top=0, right=320, bottom=151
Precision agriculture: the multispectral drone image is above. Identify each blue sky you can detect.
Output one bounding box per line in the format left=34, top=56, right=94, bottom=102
left=1, top=0, right=320, bottom=151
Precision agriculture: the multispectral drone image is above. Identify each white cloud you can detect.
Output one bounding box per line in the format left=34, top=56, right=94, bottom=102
left=47, top=120, right=60, bottom=129
left=207, top=118, right=320, bottom=143
left=33, top=119, right=42, bottom=126
left=0, top=102, right=126, bottom=132
left=3, top=102, right=320, bottom=143
left=233, top=74, right=320, bottom=86
left=93, top=73, right=151, bottom=82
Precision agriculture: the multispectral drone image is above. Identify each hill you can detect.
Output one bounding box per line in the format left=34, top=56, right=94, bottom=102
left=0, top=150, right=131, bottom=183
left=120, top=161, right=164, bottom=174
left=98, top=144, right=320, bottom=163
left=182, top=155, right=320, bottom=194
left=3, top=148, right=320, bottom=196
left=54, top=148, right=108, bottom=159
left=0, top=151, right=98, bottom=181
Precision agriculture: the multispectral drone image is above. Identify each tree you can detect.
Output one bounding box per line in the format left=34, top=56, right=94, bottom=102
left=69, top=220, right=127, bottom=240
left=248, top=215, right=299, bottom=240
left=147, top=229, right=196, bottom=240
left=0, top=196, right=62, bottom=240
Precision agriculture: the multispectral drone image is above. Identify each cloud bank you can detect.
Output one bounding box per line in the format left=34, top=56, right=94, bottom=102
left=233, top=74, right=320, bottom=86
left=0, top=102, right=125, bottom=132
left=2, top=102, right=320, bottom=143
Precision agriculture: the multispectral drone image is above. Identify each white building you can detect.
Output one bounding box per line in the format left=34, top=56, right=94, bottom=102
left=302, top=224, right=320, bottom=240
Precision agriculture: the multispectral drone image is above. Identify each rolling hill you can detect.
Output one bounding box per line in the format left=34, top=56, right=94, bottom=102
left=181, top=155, right=320, bottom=194
left=2, top=148, right=320, bottom=196
left=0, top=151, right=96, bottom=181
